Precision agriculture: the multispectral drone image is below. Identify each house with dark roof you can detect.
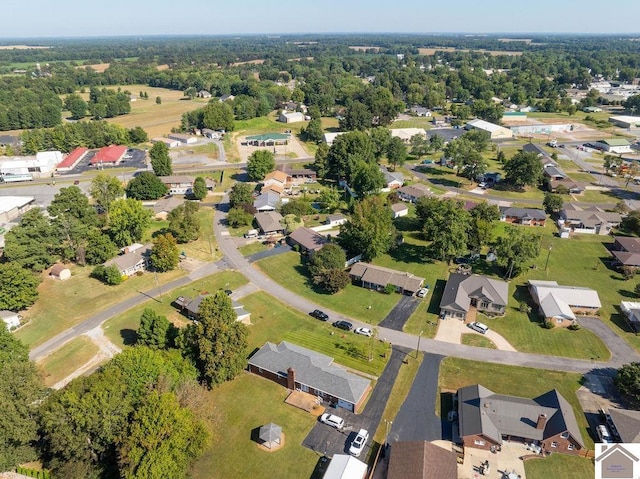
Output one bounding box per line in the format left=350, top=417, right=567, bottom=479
left=559, top=204, right=621, bottom=235
left=254, top=211, right=284, bottom=235
left=439, top=273, right=509, bottom=320
left=387, top=441, right=457, bottom=479
left=248, top=341, right=371, bottom=412
left=174, top=294, right=250, bottom=324
left=607, top=408, right=640, bottom=443
left=457, top=384, right=585, bottom=455
left=397, top=183, right=431, bottom=203
left=611, top=236, right=640, bottom=268
left=288, top=227, right=328, bottom=255
left=543, top=165, right=568, bottom=181
left=103, top=244, right=152, bottom=277
left=350, top=262, right=424, bottom=295
left=499, top=206, right=547, bottom=226
left=548, top=179, right=585, bottom=195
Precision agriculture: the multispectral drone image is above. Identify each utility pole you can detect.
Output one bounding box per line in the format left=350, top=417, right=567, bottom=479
left=544, top=245, right=553, bottom=272
left=415, top=330, right=423, bottom=359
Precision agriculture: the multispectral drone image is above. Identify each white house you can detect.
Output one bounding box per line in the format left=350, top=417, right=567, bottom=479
left=391, top=203, right=409, bottom=218
left=326, top=213, right=347, bottom=227
left=0, top=310, right=20, bottom=330
left=323, top=132, right=345, bottom=145
left=322, top=455, right=367, bottom=479
left=390, top=128, right=426, bottom=143
left=151, top=137, right=180, bottom=148
left=278, top=111, right=306, bottom=123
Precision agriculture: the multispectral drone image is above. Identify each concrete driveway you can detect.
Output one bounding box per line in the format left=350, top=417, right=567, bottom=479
left=389, top=353, right=444, bottom=443
left=378, top=295, right=421, bottom=331
left=302, top=346, right=410, bottom=458
left=434, top=318, right=517, bottom=352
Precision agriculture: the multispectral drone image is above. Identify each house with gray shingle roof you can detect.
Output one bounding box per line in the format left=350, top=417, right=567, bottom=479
left=607, top=408, right=640, bottom=443
left=248, top=341, right=371, bottom=412
left=103, top=243, right=152, bottom=277
left=174, top=294, right=251, bottom=324
left=350, top=262, right=424, bottom=295
left=254, top=211, right=284, bottom=235
left=499, top=206, right=547, bottom=226
left=559, top=204, right=621, bottom=235
left=458, top=384, right=585, bottom=455
left=439, top=273, right=508, bottom=320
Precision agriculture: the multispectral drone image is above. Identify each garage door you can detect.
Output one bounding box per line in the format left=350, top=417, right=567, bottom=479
left=337, top=399, right=354, bottom=412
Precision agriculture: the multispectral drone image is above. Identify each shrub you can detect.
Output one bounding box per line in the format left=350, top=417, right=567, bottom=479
left=384, top=283, right=396, bottom=295
left=544, top=320, right=555, bottom=329
left=568, top=323, right=581, bottom=331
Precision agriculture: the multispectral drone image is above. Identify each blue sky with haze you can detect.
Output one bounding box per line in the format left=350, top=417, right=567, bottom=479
left=4, top=0, right=639, bottom=38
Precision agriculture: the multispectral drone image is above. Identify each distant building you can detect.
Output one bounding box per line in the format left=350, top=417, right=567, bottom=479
left=197, top=90, right=212, bottom=98
left=465, top=119, right=513, bottom=140
left=397, top=183, right=431, bottom=203
left=0, top=196, right=35, bottom=224
left=409, top=106, right=432, bottom=117
left=323, top=132, right=345, bottom=146
left=49, top=264, right=71, bottom=281
left=56, top=147, right=88, bottom=171
left=91, top=145, right=127, bottom=166
left=391, top=203, right=409, bottom=218
left=159, top=175, right=194, bottom=195
left=168, top=133, right=197, bottom=144
left=326, top=213, right=347, bottom=227
left=278, top=111, right=306, bottom=123
left=390, top=128, right=426, bottom=143
left=583, top=106, right=602, bottom=113
left=219, top=94, right=235, bottom=102
left=609, top=115, right=640, bottom=129
left=594, top=138, right=632, bottom=154
left=151, top=137, right=180, bottom=148
left=103, top=243, right=152, bottom=277
left=0, top=310, right=20, bottom=330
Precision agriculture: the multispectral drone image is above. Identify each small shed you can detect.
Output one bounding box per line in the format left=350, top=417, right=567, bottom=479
left=0, top=310, right=20, bottom=330
left=50, top=264, right=71, bottom=281
left=258, top=423, right=282, bottom=450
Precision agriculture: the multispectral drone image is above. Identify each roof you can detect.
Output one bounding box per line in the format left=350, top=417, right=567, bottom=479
left=465, top=119, right=512, bottom=137
left=391, top=203, right=409, bottom=213
left=264, top=170, right=290, bottom=184
left=600, top=138, right=631, bottom=147
left=458, top=384, right=584, bottom=448
left=387, top=441, right=457, bottom=479
left=327, top=213, right=347, bottom=223
left=261, top=183, right=285, bottom=195
left=50, top=264, right=70, bottom=275
left=615, top=236, right=640, bottom=253
left=288, top=227, right=328, bottom=252
left=381, top=168, right=404, bottom=185
left=390, top=128, right=426, bottom=141
left=0, top=196, right=35, bottom=214
left=91, top=145, right=126, bottom=165
left=561, top=205, right=621, bottom=225
left=0, top=310, right=19, bottom=320
left=612, top=251, right=640, bottom=267
left=104, top=244, right=151, bottom=271
left=280, top=111, right=305, bottom=121
left=246, top=133, right=290, bottom=141
left=499, top=206, right=546, bottom=220
left=253, top=191, right=281, bottom=211
left=254, top=211, right=284, bottom=233
left=522, top=143, right=551, bottom=159
left=350, top=262, right=425, bottom=293
left=440, top=273, right=509, bottom=313
left=543, top=165, right=567, bottom=179
left=159, top=175, right=194, bottom=185
left=608, top=408, right=640, bottom=443
left=528, top=280, right=601, bottom=320
left=151, top=196, right=184, bottom=214
left=176, top=295, right=249, bottom=321
left=322, top=454, right=368, bottom=479
left=248, top=342, right=371, bottom=406
left=258, top=423, right=282, bottom=442
left=57, top=147, right=88, bottom=168
left=323, top=132, right=345, bottom=144
left=398, top=183, right=431, bottom=199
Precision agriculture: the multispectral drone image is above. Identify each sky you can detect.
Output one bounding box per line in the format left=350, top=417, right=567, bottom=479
left=3, top=0, right=640, bottom=38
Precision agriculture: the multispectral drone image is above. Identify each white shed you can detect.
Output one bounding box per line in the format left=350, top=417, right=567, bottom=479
left=50, top=264, right=72, bottom=281
left=0, top=310, right=20, bottom=330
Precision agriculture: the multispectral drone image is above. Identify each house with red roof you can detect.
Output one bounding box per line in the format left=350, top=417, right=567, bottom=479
left=56, top=147, right=89, bottom=171
left=90, top=145, right=127, bottom=166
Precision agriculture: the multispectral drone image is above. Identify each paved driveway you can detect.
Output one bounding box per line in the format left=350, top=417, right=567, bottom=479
left=246, top=244, right=292, bottom=263
left=302, top=346, right=410, bottom=458
left=389, top=353, right=444, bottom=443
left=379, top=295, right=421, bottom=331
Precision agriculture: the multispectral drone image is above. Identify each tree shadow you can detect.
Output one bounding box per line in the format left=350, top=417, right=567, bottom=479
left=120, top=328, right=137, bottom=346
left=618, top=289, right=638, bottom=299
left=512, top=284, right=544, bottom=326
left=393, top=215, right=421, bottom=232
left=439, top=391, right=455, bottom=441
left=309, top=456, right=330, bottom=479
left=231, top=171, right=249, bottom=182
left=389, top=242, right=431, bottom=265
left=427, top=279, right=447, bottom=315
left=611, top=307, right=635, bottom=334
left=151, top=227, right=170, bottom=238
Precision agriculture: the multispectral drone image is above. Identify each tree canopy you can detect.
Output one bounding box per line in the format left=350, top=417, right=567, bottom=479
left=150, top=233, right=180, bottom=272
left=495, top=226, right=541, bottom=278
left=504, top=151, right=543, bottom=188
left=615, top=362, right=640, bottom=410
left=417, top=197, right=470, bottom=261
left=339, top=196, right=396, bottom=261
left=108, top=198, right=152, bottom=247
left=246, top=150, right=275, bottom=181
left=149, top=141, right=173, bottom=176
left=126, top=172, right=169, bottom=200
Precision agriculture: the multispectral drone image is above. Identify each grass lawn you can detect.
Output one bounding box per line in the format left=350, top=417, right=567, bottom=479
left=102, top=271, right=248, bottom=348
left=460, top=333, right=497, bottom=349
left=175, top=142, right=219, bottom=159
left=37, top=336, right=99, bottom=387
left=238, top=241, right=269, bottom=256
left=438, top=357, right=594, bottom=449
left=525, top=453, right=594, bottom=479
left=189, top=373, right=319, bottom=479
left=243, top=292, right=390, bottom=377
left=255, top=252, right=400, bottom=324
left=575, top=189, right=622, bottom=204
left=15, top=265, right=186, bottom=348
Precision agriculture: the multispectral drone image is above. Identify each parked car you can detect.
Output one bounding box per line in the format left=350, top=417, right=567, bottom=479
left=416, top=287, right=429, bottom=298
left=354, top=327, right=372, bottom=337
left=468, top=321, right=489, bottom=334
left=349, top=429, right=369, bottom=457
left=320, top=413, right=344, bottom=430
left=333, top=320, right=353, bottom=331
left=309, top=309, right=329, bottom=321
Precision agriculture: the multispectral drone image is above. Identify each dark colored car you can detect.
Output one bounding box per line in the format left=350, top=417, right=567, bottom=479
left=309, top=309, right=329, bottom=321
left=333, top=320, right=353, bottom=331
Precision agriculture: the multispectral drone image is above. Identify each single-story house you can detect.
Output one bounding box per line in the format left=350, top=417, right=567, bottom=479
left=219, top=93, right=235, bottom=102
left=278, top=111, right=306, bottom=123
left=168, top=133, right=198, bottom=144
left=261, top=182, right=285, bottom=195
left=559, top=204, right=621, bottom=235
left=0, top=310, right=20, bottom=330
left=543, top=165, right=568, bottom=181
left=103, top=244, right=152, bottom=277
left=322, top=454, right=368, bottom=479
left=201, top=128, right=224, bottom=140
left=253, top=191, right=281, bottom=212
left=150, top=196, right=184, bottom=219
left=248, top=341, right=371, bottom=413
left=458, top=384, right=584, bottom=455
left=282, top=167, right=317, bottom=184
left=263, top=170, right=291, bottom=190
left=326, top=213, right=347, bottom=227
left=607, top=408, right=640, bottom=442
left=288, top=227, right=328, bottom=254
left=349, top=262, right=424, bottom=295
left=159, top=175, right=194, bottom=195
left=381, top=167, right=404, bottom=190
left=323, top=132, right=345, bottom=146
left=197, top=90, right=212, bottom=98
left=254, top=211, right=284, bottom=235
left=499, top=206, right=546, bottom=226
left=0, top=196, right=35, bottom=224
left=465, top=119, right=513, bottom=140
left=595, top=138, right=633, bottom=154
left=390, top=128, right=426, bottom=143
left=49, top=264, right=71, bottom=281
left=391, top=203, right=409, bottom=219
left=151, top=137, right=180, bottom=148
left=548, top=179, right=585, bottom=194
left=439, top=273, right=509, bottom=320
left=611, top=236, right=640, bottom=268
left=174, top=294, right=251, bottom=324
left=409, top=106, right=432, bottom=117
left=397, top=183, right=431, bottom=203
left=583, top=106, right=603, bottom=113
left=245, top=133, right=289, bottom=146
left=90, top=145, right=127, bottom=166
left=621, top=301, right=640, bottom=333
left=528, top=280, right=601, bottom=326
left=387, top=441, right=458, bottom=479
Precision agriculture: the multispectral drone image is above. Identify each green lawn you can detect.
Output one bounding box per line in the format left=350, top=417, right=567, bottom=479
left=255, top=252, right=400, bottom=324
left=238, top=241, right=269, bottom=256
left=525, top=453, right=594, bottom=479
left=175, top=142, right=219, bottom=159
left=102, top=271, right=248, bottom=348
left=460, top=333, right=497, bottom=349
left=438, top=357, right=594, bottom=450
left=37, top=336, right=99, bottom=387
left=189, top=373, right=319, bottom=479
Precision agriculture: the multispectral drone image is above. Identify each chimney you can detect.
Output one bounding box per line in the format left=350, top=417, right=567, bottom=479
left=536, top=414, right=547, bottom=430
left=286, top=367, right=295, bottom=390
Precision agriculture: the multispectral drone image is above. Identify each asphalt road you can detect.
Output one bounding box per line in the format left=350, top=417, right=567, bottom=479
left=378, top=295, right=421, bottom=331
left=389, top=354, right=444, bottom=443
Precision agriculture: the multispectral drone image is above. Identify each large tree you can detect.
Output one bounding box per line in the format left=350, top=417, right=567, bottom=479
left=180, top=292, right=249, bottom=388
left=201, top=101, right=235, bottom=132
left=339, top=196, right=396, bottom=261
left=504, top=151, right=543, bottom=188
left=229, top=182, right=254, bottom=208
left=126, top=172, right=168, bottom=200
left=246, top=150, right=275, bottom=181
left=64, top=93, right=88, bottom=120
left=495, top=226, right=541, bottom=278
left=386, top=136, right=407, bottom=171
left=3, top=208, right=58, bottom=271
left=149, top=142, right=173, bottom=176
left=615, top=362, right=640, bottom=409
left=108, top=198, right=152, bottom=247
left=468, top=202, right=500, bottom=251
left=327, top=131, right=376, bottom=181
left=168, top=201, right=200, bottom=243
left=150, top=233, right=179, bottom=272
left=340, top=101, right=373, bottom=131
left=192, top=176, right=207, bottom=200
left=543, top=193, right=564, bottom=215
left=90, top=172, right=124, bottom=217
left=307, top=244, right=350, bottom=293
left=418, top=197, right=470, bottom=261
left=410, top=134, right=431, bottom=159
left=350, top=160, right=385, bottom=197
left=137, top=308, right=175, bottom=350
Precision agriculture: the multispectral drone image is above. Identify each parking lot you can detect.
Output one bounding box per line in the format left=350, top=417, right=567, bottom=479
left=61, top=148, right=147, bottom=175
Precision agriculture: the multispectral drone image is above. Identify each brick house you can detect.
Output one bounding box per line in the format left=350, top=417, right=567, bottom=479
left=349, top=262, right=424, bottom=295
left=287, top=227, right=328, bottom=255
left=458, top=384, right=585, bottom=455
left=499, top=206, right=547, bottom=226
left=528, top=280, right=601, bottom=326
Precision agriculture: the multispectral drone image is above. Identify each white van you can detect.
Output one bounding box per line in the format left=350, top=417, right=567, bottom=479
left=469, top=322, right=489, bottom=334
left=244, top=229, right=259, bottom=239
left=320, top=413, right=345, bottom=430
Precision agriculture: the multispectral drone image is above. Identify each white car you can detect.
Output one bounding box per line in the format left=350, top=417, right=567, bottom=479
left=416, top=288, right=429, bottom=298
left=320, top=413, right=344, bottom=430
left=349, top=429, right=369, bottom=457
left=354, top=327, right=372, bottom=337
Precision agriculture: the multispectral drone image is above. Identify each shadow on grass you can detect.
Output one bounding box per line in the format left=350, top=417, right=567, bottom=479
left=440, top=391, right=455, bottom=441
left=610, top=308, right=635, bottom=334
left=618, top=289, right=638, bottom=299
left=394, top=215, right=421, bottom=232
left=469, top=259, right=502, bottom=277
left=390, top=242, right=431, bottom=265
left=309, top=456, right=330, bottom=479
left=512, top=284, right=545, bottom=326
left=427, top=279, right=447, bottom=316
left=120, top=328, right=137, bottom=346
left=231, top=171, right=249, bottom=182
left=293, top=258, right=335, bottom=295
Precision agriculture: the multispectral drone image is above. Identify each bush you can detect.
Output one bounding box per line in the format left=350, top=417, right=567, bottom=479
left=544, top=320, right=555, bottom=329
left=92, top=264, right=124, bottom=285
left=384, top=283, right=396, bottom=295
left=568, top=323, right=581, bottom=331
left=621, top=266, right=636, bottom=280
